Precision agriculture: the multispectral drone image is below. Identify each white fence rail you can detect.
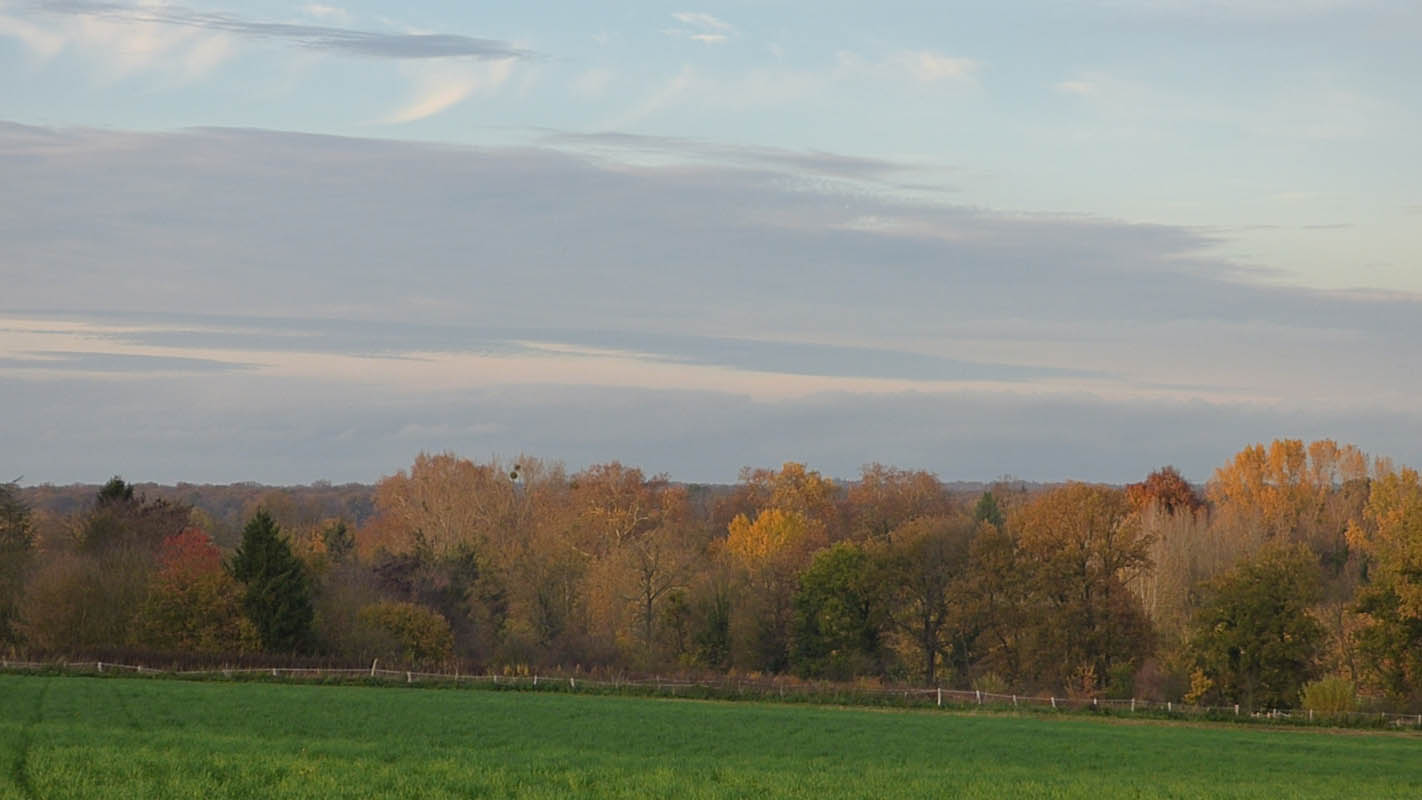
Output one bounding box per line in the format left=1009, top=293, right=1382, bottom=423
left=4, top=658, right=1419, bottom=730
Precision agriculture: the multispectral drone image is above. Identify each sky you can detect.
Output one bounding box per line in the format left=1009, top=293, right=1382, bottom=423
left=2, top=0, right=1420, bottom=485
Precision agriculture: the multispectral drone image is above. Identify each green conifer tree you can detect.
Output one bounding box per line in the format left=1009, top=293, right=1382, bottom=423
left=228, top=509, right=313, bottom=653
left=973, top=491, right=1005, bottom=528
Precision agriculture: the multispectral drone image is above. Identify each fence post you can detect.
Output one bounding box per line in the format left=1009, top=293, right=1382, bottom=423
left=1051, top=696, right=1057, bottom=709
left=272, top=668, right=278, bottom=678
left=534, top=674, right=539, bottom=687
left=406, top=671, right=412, bottom=684
left=1130, top=698, right=1135, bottom=712
left=1167, top=701, right=1172, bottom=712
left=371, top=659, right=378, bottom=677
left=1012, top=694, right=1017, bottom=708
left=937, top=688, right=942, bottom=707
left=570, top=677, right=575, bottom=690
left=1309, top=709, right=1314, bottom=721
left=976, top=690, right=982, bottom=705
left=98, top=661, right=103, bottom=673
left=1235, top=704, right=1239, bottom=716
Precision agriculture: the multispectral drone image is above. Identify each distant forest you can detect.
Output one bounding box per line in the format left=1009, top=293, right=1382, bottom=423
left=3, top=439, right=1420, bottom=713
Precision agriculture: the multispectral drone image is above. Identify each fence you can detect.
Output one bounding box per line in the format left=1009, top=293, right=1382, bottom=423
left=4, top=658, right=1420, bottom=730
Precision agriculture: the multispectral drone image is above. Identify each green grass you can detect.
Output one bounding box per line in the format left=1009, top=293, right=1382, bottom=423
left=1, top=675, right=1418, bottom=799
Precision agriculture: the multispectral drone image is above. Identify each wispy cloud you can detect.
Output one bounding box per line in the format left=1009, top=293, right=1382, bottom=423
left=1, top=0, right=240, bottom=80
left=1056, top=80, right=1097, bottom=96
left=26, top=1, right=534, bottom=60
left=384, top=58, right=516, bottom=123
left=541, top=129, right=946, bottom=185
left=302, top=4, right=349, bottom=25
left=892, top=51, right=979, bottom=83
left=0, top=8, right=65, bottom=58
left=599, top=64, right=696, bottom=128
left=833, top=50, right=980, bottom=87
left=0, top=349, right=253, bottom=374
left=663, top=10, right=734, bottom=44
left=671, top=12, right=733, bottom=32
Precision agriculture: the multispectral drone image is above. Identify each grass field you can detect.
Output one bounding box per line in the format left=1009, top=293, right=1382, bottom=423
left=2, top=674, right=1419, bottom=799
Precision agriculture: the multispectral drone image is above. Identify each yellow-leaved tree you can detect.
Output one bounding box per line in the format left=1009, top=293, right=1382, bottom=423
left=1346, top=466, right=1422, bottom=699
left=723, top=507, right=818, bottom=671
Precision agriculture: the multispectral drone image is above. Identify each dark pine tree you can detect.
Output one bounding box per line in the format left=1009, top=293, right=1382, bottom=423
left=972, top=491, right=1005, bottom=528
left=228, top=509, right=314, bottom=653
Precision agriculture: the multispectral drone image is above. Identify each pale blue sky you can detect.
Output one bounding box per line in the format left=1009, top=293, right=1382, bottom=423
left=2, top=1, right=1420, bottom=483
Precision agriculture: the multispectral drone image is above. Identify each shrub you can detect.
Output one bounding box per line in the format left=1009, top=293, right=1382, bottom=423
left=973, top=672, right=1009, bottom=695
left=356, top=601, right=455, bottom=665
left=1301, top=676, right=1358, bottom=714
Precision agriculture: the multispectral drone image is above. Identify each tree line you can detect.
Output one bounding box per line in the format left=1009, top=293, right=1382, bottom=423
left=3, top=438, right=1420, bottom=712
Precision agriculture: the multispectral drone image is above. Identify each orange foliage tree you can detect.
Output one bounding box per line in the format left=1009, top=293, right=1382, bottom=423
left=134, top=529, right=257, bottom=653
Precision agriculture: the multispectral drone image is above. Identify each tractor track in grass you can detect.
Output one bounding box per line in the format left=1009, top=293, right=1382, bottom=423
left=108, top=679, right=144, bottom=732
left=8, top=677, right=50, bottom=800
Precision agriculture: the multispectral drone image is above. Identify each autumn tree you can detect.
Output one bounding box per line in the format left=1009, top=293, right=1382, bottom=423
left=1014, top=483, right=1154, bottom=691
left=18, top=554, right=144, bottom=652
left=18, top=478, right=178, bottom=652
left=1209, top=440, right=1374, bottom=681
left=134, top=529, right=257, bottom=653
left=724, top=507, right=817, bottom=671
left=366, top=453, right=569, bottom=663
left=1126, top=466, right=1202, bottom=515
left=661, top=565, right=735, bottom=669
left=0, top=480, right=32, bottom=646
left=1208, top=439, right=1370, bottom=555
left=1346, top=466, right=1422, bottom=699
left=877, top=514, right=977, bottom=685
left=845, top=464, right=952, bottom=542
left=791, top=542, right=890, bottom=679
left=598, top=523, right=698, bottom=663
left=726, top=462, right=842, bottom=541
left=566, top=463, right=703, bottom=663
left=1128, top=500, right=1217, bottom=650
left=569, top=463, right=684, bottom=556
left=229, top=510, right=314, bottom=653
left=961, top=521, right=1027, bottom=684
left=370, top=452, right=517, bottom=560
left=1187, top=544, right=1325, bottom=710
